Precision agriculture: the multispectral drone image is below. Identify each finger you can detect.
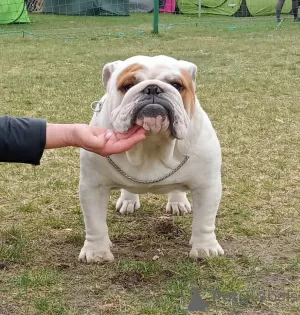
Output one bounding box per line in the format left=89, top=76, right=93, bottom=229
left=124, top=124, right=141, bottom=135
left=115, top=125, right=146, bottom=140
left=104, top=130, right=117, bottom=141
left=108, top=133, right=146, bottom=154
left=129, top=127, right=147, bottom=138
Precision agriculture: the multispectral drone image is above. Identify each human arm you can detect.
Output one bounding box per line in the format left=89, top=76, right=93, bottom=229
left=0, top=116, right=146, bottom=165
left=46, top=123, right=146, bottom=156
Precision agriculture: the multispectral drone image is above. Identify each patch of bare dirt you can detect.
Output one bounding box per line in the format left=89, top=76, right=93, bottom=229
left=0, top=304, right=22, bottom=315
left=262, top=274, right=299, bottom=287
left=0, top=262, right=10, bottom=270
left=110, top=271, right=144, bottom=290
left=153, top=217, right=185, bottom=237
left=109, top=268, right=175, bottom=292
left=224, top=234, right=299, bottom=264
left=111, top=217, right=189, bottom=261
left=159, top=269, right=175, bottom=280
left=241, top=309, right=273, bottom=315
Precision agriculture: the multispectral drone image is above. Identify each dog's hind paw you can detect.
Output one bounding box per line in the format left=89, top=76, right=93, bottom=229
left=166, top=200, right=192, bottom=216
left=189, top=240, right=224, bottom=260
left=116, top=190, right=140, bottom=214
left=78, top=241, right=114, bottom=264
left=166, top=191, right=192, bottom=216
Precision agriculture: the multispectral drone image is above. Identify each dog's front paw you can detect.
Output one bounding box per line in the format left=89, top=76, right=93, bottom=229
left=78, top=240, right=114, bottom=263
left=116, top=193, right=140, bottom=214
left=166, top=200, right=192, bottom=216
left=189, top=239, right=224, bottom=259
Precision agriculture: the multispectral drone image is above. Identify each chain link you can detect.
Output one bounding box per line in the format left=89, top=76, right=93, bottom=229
left=90, top=99, right=105, bottom=112
left=106, top=155, right=189, bottom=184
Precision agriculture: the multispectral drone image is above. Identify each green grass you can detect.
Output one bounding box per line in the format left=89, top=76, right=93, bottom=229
left=1, top=12, right=300, bottom=315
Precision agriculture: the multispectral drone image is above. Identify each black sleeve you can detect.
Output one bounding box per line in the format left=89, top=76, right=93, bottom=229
left=0, top=116, right=47, bottom=165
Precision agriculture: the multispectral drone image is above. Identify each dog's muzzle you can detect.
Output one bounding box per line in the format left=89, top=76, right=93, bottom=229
left=137, top=85, right=168, bottom=118
left=132, top=84, right=176, bottom=135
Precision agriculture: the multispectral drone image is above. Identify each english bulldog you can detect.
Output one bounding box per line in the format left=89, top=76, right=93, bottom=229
left=79, top=55, right=224, bottom=263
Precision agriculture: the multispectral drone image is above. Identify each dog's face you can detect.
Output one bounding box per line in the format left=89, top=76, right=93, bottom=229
left=102, top=55, right=197, bottom=140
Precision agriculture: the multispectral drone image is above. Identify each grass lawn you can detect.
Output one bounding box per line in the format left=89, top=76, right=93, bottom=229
left=0, top=12, right=300, bottom=315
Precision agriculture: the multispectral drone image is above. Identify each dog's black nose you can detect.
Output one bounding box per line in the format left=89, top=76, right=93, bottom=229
left=143, top=85, right=163, bottom=96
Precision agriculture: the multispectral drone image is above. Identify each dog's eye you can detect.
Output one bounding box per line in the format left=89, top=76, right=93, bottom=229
left=121, top=84, right=134, bottom=93
left=170, top=82, right=184, bottom=91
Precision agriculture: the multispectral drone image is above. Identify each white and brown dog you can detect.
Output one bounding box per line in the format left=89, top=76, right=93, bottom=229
left=79, top=55, right=224, bottom=263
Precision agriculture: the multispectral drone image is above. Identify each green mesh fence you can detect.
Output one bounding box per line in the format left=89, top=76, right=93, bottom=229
left=0, top=0, right=298, bottom=38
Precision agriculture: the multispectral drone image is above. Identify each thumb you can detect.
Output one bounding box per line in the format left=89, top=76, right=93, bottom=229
left=84, top=133, right=108, bottom=151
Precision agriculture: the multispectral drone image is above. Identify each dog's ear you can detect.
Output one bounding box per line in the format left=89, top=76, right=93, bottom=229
left=178, top=60, right=197, bottom=87
left=102, top=61, right=122, bottom=90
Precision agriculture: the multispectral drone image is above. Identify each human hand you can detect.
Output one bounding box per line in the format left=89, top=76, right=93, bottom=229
left=71, top=124, right=147, bottom=156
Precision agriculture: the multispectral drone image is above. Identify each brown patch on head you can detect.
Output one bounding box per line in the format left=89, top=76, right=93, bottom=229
left=180, top=70, right=195, bottom=116
left=117, top=63, right=144, bottom=93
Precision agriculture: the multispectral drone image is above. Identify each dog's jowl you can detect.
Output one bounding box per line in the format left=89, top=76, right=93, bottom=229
left=79, top=55, right=224, bottom=263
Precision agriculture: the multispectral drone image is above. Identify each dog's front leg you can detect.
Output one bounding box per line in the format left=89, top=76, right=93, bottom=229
left=78, top=185, right=114, bottom=263
left=189, top=179, right=224, bottom=259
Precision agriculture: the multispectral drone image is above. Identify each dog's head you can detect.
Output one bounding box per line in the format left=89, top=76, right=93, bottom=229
left=102, top=55, right=197, bottom=140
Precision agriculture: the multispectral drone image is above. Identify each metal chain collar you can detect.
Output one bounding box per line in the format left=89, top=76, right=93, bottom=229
left=106, top=155, right=189, bottom=184
left=90, top=98, right=190, bottom=184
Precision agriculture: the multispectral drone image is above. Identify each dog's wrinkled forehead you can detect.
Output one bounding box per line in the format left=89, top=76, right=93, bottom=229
left=102, top=55, right=197, bottom=90
left=117, top=62, right=179, bottom=81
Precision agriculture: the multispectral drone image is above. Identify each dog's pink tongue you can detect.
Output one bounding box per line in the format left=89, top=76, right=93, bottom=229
left=135, top=116, right=169, bottom=133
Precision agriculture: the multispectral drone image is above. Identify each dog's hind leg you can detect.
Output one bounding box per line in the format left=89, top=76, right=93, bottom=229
left=116, top=189, right=140, bottom=214
left=166, top=190, right=192, bottom=216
